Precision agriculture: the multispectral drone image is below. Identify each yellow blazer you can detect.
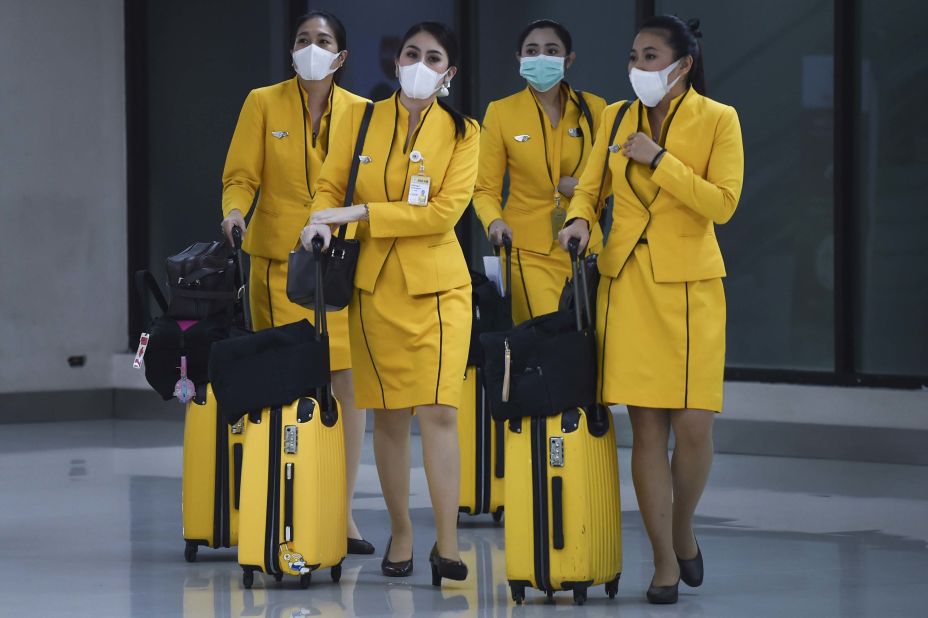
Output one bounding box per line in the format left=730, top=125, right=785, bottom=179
left=473, top=85, right=607, bottom=255
left=313, top=94, right=480, bottom=296
left=568, top=88, right=744, bottom=282
left=221, top=78, right=368, bottom=261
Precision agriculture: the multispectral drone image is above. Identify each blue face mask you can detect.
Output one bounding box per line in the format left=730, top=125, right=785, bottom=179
left=519, top=55, right=565, bottom=93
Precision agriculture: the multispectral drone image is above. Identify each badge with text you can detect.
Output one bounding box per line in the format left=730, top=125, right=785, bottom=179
left=551, top=206, right=567, bottom=239
left=408, top=174, right=431, bottom=206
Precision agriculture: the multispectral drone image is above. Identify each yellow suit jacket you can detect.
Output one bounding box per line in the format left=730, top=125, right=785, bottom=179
left=221, top=78, right=368, bottom=261
left=313, top=94, right=480, bottom=295
left=568, top=88, right=744, bottom=282
left=473, top=85, right=607, bottom=254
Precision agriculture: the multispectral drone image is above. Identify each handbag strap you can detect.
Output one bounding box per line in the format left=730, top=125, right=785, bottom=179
left=134, top=269, right=168, bottom=327
left=336, top=101, right=375, bottom=242
left=594, top=100, right=634, bottom=206
left=574, top=90, right=594, bottom=137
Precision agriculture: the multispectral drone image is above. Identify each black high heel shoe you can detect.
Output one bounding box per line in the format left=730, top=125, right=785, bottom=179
left=380, top=537, right=413, bottom=577
left=646, top=579, right=680, bottom=605
left=347, top=537, right=375, bottom=555
left=429, top=543, right=468, bottom=587
left=677, top=540, right=704, bottom=588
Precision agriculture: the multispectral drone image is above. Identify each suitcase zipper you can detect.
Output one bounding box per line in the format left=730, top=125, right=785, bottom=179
left=264, top=408, right=283, bottom=574
left=214, top=407, right=230, bottom=548
left=476, top=367, right=491, bottom=514
left=530, top=417, right=551, bottom=592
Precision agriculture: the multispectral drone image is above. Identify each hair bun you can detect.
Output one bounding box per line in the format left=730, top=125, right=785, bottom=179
left=687, top=18, right=703, bottom=38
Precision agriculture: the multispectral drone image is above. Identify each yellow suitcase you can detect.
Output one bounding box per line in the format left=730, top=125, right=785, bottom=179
left=182, top=383, right=246, bottom=562
left=503, top=406, right=622, bottom=605
left=237, top=395, right=347, bottom=589
left=457, top=365, right=505, bottom=522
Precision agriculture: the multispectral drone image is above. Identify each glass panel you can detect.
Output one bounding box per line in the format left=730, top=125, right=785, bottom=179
left=855, top=0, right=928, bottom=376
left=658, top=0, right=835, bottom=370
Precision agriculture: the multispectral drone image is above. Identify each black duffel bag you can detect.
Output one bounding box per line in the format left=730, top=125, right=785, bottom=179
left=166, top=239, right=238, bottom=319
left=135, top=270, right=231, bottom=400
left=480, top=240, right=596, bottom=421
left=208, top=319, right=329, bottom=424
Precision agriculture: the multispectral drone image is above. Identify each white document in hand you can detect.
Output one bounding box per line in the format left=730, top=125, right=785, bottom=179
left=483, top=256, right=505, bottom=297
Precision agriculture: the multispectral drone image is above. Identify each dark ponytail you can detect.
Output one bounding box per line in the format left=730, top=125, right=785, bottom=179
left=396, top=21, right=475, bottom=140
left=640, top=15, right=706, bottom=95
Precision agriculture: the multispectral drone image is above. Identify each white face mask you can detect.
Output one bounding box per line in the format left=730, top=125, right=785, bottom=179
left=292, top=44, right=340, bottom=81
left=629, top=59, right=682, bottom=107
left=398, top=62, right=447, bottom=100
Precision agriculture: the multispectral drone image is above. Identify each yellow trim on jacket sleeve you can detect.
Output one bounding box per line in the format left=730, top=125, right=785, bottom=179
left=221, top=90, right=265, bottom=219
left=472, top=102, right=506, bottom=234
left=566, top=103, right=616, bottom=227
left=650, top=105, right=744, bottom=225
left=368, top=122, right=479, bottom=238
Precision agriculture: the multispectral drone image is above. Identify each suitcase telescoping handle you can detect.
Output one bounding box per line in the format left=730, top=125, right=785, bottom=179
left=502, top=234, right=513, bottom=299
left=566, top=238, right=591, bottom=332
left=231, top=226, right=252, bottom=332
left=311, top=235, right=336, bottom=417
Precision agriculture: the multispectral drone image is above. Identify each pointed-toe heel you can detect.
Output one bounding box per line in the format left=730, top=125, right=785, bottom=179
left=428, top=543, right=468, bottom=587
left=347, top=537, right=376, bottom=555
left=646, top=580, right=679, bottom=605
left=677, top=541, right=704, bottom=588
left=380, top=537, right=413, bottom=578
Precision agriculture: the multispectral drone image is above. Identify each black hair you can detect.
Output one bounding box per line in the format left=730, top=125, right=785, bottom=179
left=396, top=21, right=474, bottom=140
left=294, top=11, right=347, bottom=51
left=516, top=19, right=573, bottom=55
left=639, top=15, right=706, bottom=95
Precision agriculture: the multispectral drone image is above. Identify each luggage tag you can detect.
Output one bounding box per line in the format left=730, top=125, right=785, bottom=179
left=550, top=193, right=567, bottom=240
left=173, top=356, right=196, bottom=404
left=407, top=151, right=430, bottom=207
left=132, top=332, right=150, bottom=370
left=279, top=543, right=312, bottom=575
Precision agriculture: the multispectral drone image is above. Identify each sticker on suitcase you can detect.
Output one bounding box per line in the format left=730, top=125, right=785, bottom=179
left=279, top=543, right=312, bottom=575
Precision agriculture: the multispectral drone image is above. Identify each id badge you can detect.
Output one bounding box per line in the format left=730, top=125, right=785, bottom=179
left=408, top=174, right=431, bottom=206
left=551, top=206, right=567, bottom=239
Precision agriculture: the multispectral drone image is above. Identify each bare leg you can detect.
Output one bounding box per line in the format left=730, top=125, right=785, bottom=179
left=628, top=406, right=679, bottom=586
left=331, top=369, right=366, bottom=540
left=670, top=409, right=715, bottom=559
left=373, top=408, right=413, bottom=561
left=416, top=404, right=461, bottom=561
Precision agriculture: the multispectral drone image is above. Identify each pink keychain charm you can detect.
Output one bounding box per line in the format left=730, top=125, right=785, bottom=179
left=174, top=356, right=196, bottom=403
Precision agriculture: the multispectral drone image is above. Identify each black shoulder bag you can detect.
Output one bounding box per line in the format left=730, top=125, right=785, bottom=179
left=287, top=101, right=375, bottom=311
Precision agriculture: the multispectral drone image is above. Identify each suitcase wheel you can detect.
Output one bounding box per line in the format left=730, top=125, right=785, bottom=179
left=572, top=587, right=587, bottom=606
left=545, top=589, right=555, bottom=603
left=273, top=572, right=284, bottom=583
left=330, top=565, right=342, bottom=583
left=510, top=584, right=525, bottom=605
left=606, top=576, right=620, bottom=599
left=183, top=542, right=198, bottom=563
left=299, top=573, right=312, bottom=589
left=492, top=509, right=503, bottom=524
left=242, top=570, right=254, bottom=589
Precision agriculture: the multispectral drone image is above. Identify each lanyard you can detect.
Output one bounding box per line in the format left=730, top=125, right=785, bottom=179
left=384, top=92, right=434, bottom=202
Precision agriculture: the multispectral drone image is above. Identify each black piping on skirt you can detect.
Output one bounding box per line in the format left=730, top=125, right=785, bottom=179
left=515, top=249, right=535, bottom=320
left=684, top=282, right=690, bottom=409
left=600, top=277, right=615, bottom=403
left=434, top=293, right=444, bottom=405
left=266, top=259, right=275, bottom=328
left=358, top=290, right=387, bottom=409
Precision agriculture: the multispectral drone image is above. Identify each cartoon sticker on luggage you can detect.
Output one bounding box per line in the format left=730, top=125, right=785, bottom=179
left=279, top=543, right=311, bottom=575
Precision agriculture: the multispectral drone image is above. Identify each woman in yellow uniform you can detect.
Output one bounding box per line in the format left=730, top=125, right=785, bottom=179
left=302, top=22, right=477, bottom=585
left=560, top=16, right=744, bottom=605
left=219, top=11, right=375, bottom=555
left=473, top=19, right=607, bottom=324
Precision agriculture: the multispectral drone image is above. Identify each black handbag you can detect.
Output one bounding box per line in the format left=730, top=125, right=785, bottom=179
left=135, top=270, right=231, bottom=400
left=287, top=101, right=374, bottom=311
left=165, top=239, right=238, bottom=320
left=467, top=239, right=514, bottom=367
left=480, top=240, right=596, bottom=421
left=211, top=237, right=333, bottom=423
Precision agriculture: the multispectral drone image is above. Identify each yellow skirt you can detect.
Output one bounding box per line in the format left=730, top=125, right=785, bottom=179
left=503, top=236, right=603, bottom=325
left=348, top=248, right=471, bottom=411
left=249, top=255, right=352, bottom=372
left=596, top=243, right=726, bottom=412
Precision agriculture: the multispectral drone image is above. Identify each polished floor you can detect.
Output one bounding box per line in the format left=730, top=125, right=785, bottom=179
left=1, top=417, right=927, bottom=617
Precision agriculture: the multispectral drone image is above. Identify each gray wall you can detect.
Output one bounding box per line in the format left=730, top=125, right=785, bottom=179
left=0, top=0, right=126, bottom=393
